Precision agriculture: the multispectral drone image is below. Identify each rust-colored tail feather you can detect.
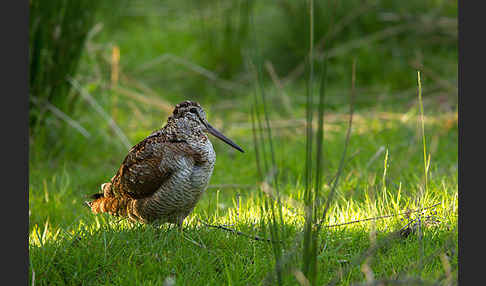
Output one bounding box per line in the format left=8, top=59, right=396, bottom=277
left=87, top=194, right=133, bottom=217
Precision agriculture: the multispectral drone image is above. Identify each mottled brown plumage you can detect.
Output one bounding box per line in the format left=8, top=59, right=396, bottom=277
left=87, top=101, right=244, bottom=226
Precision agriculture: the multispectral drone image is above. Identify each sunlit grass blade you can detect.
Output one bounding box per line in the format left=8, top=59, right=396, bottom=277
left=417, top=70, right=427, bottom=270
left=317, top=58, right=356, bottom=229
left=302, top=0, right=316, bottom=279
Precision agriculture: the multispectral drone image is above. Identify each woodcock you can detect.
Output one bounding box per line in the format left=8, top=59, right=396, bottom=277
left=87, top=101, right=244, bottom=227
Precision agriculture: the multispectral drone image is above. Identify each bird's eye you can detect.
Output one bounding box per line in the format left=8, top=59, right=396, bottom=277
left=189, top=108, right=198, bottom=114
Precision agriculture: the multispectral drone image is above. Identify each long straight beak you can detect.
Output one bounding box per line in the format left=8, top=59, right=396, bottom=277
left=206, top=123, right=244, bottom=153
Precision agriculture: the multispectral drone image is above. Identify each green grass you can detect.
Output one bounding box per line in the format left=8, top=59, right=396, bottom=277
left=29, top=0, right=457, bottom=284
left=29, top=91, right=457, bottom=284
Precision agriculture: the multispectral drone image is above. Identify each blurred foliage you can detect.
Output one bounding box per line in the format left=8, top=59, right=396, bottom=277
left=258, top=0, right=457, bottom=84
left=29, top=0, right=457, bottom=132
left=28, top=0, right=128, bottom=131
left=80, top=0, right=456, bottom=109
left=193, top=0, right=254, bottom=80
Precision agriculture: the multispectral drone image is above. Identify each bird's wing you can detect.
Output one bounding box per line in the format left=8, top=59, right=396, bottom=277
left=109, top=132, right=183, bottom=199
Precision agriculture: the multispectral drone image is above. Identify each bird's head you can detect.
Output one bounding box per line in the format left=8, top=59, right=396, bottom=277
left=167, top=101, right=244, bottom=153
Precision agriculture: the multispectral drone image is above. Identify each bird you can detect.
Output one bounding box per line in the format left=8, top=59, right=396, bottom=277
left=86, top=100, right=244, bottom=227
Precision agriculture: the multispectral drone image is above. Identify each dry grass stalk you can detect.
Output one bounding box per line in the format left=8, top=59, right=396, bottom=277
left=30, top=97, right=91, bottom=138
left=69, top=78, right=132, bottom=149
left=134, top=53, right=245, bottom=92
left=283, top=22, right=418, bottom=85
left=111, top=45, right=120, bottom=87
left=292, top=269, right=311, bottom=286
left=113, top=85, right=173, bottom=114
left=229, top=111, right=457, bottom=135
